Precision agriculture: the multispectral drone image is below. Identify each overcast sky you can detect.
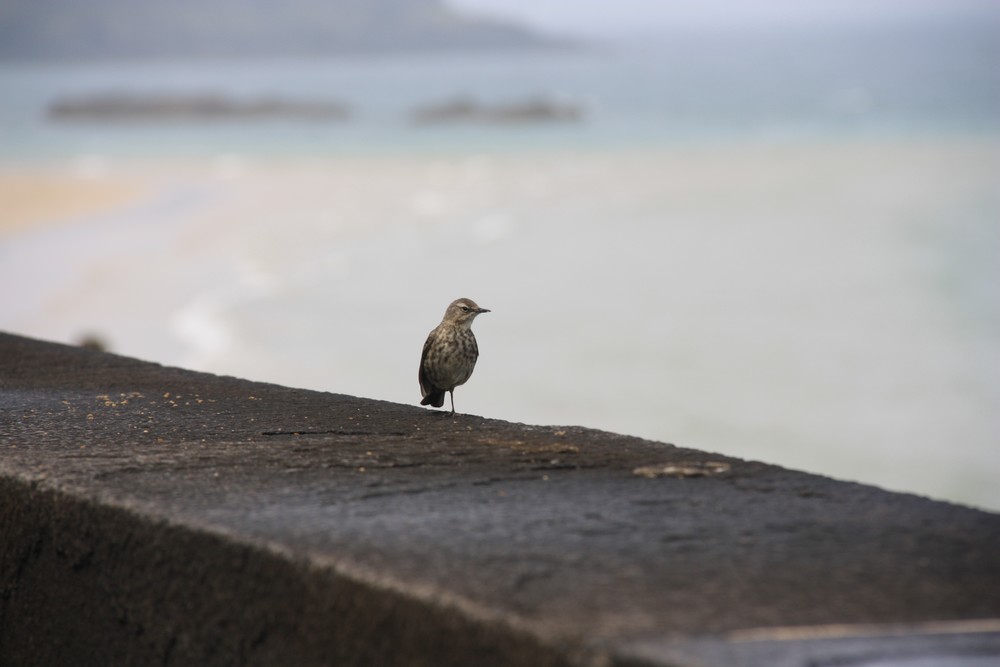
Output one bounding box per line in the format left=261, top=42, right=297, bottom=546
left=449, top=0, right=1000, bottom=37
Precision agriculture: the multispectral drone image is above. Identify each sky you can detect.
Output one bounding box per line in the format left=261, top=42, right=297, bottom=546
left=448, top=0, right=1000, bottom=37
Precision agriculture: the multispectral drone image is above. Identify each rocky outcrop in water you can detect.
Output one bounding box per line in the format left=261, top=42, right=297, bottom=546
left=48, top=93, right=351, bottom=122
left=411, top=96, right=585, bottom=125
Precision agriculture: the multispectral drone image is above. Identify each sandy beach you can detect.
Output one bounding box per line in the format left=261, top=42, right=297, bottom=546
left=1, top=137, right=998, bottom=512
left=0, top=167, right=145, bottom=237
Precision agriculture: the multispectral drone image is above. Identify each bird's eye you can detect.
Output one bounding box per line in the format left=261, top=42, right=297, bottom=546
left=460, top=306, right=470, bottom=312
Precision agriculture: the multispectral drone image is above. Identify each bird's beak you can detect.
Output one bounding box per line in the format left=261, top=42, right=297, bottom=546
left=477, top=308, right=491, bottom=313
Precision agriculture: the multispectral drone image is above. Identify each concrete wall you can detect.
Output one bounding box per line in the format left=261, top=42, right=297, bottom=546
left=2, top=332, right=999, bottom=666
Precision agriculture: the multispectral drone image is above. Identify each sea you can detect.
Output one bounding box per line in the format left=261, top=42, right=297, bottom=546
left=1, top=19, right=999, bottom=510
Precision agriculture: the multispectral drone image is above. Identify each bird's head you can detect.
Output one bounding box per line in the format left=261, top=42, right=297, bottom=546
left=444, top=298, right=490, bottom=327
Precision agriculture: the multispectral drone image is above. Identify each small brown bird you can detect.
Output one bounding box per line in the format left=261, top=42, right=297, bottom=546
left=419, top=298, right=490, bottom=415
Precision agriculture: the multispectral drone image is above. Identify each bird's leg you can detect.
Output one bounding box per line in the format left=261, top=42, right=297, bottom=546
left=449, top=390, right=456, bottom=416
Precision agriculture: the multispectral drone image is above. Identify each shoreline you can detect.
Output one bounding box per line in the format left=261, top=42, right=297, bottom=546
left=1, top=135, right=998, bottom=513
left=2, top=133, right=997, bottom=240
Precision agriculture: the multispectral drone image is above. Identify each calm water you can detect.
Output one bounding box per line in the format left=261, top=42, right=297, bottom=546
left=2, top=21, right=999, bottom=510
left=1, top=20, right=998, bottom=159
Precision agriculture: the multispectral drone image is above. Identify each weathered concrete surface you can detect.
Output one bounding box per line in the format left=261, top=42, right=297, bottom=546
left=1, top=331, right=999, bottom=666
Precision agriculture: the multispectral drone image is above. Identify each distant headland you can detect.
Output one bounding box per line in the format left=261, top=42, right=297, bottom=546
left=0, top=0, right=570, bottom=62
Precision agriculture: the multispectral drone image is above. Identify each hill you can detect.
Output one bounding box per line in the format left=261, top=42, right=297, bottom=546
left=0, top=0, right=561, bottom=61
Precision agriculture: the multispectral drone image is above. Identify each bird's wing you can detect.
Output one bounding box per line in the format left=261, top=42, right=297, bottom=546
left=418, top=331, right=436, bottom=398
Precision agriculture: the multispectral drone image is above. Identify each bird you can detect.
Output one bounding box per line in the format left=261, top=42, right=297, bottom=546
left=419, top=298, right=490, bottom=415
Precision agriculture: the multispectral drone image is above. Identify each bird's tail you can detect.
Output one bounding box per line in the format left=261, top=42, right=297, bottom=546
left=420, top=390, right=446, bottom=408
